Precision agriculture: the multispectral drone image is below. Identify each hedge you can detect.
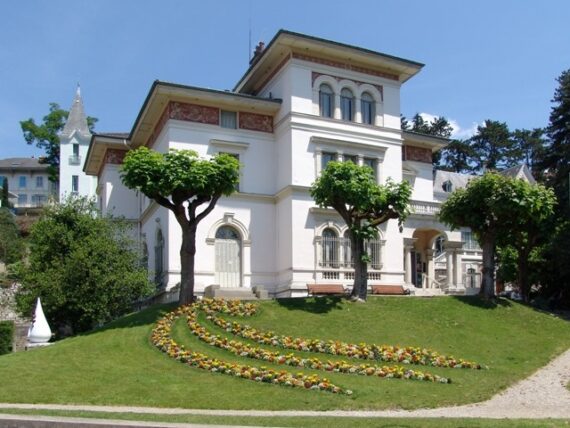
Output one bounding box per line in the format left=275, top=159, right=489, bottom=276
left=0, top=321, right=14, bottom=355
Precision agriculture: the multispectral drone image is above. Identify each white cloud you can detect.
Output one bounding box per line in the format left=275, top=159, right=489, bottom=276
left=419, top=112, right=480, bottom=140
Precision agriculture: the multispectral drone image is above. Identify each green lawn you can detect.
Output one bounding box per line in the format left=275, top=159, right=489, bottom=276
left=0, top=296, right=568, bottom=411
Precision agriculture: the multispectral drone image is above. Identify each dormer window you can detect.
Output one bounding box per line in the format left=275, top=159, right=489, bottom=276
left=319, top=84, right=334, bottom=118
left=442, top=180, right=453, bottom=193
left=340, top=88, right=354, bottom=121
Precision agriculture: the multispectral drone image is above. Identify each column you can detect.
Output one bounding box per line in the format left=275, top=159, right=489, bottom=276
left=355, top=97, right=362, bottom=123
left=334, top=94, right=341, bottom=119
left=404, top=246, right=412, bottom=285
left=453, top=249, right=462, bottom=288
left=425, top=249, right=434, bottom=288
left=446, top=249, right=454, bottom=288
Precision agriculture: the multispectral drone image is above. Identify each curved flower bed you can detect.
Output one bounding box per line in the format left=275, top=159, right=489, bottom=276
left=187, top=308, right=450, bottom=383
left=201, top=301, right=483, bottom=370
left=151, top=305, right=349, bottom=394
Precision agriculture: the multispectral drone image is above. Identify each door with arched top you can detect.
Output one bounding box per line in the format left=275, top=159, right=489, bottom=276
left=215, top=226, right=242, bottom=287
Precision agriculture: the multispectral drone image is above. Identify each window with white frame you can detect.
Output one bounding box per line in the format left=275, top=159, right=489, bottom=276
left=155, top=229, right=164, bottom=288
left=321, top=152, right=336, bottom=171
left=462, top=231, right=480, bottom=250
left=363, top=157, right=377, bottom=178
left=220, top=110, right=237, bottom=129
left=71, top=175, right=79, bottom=193
left=442, top=180, right=453, bottom=192
left=361, top=92, right=375, bottom=125
left=19, top=176, right=26, bottom=188
left=320, top=228, right=339, bottom=268
left=36, top=176, right=44, bottom=188
left=343, top=154, right=357, bottom=164
left=340, top=88, right=354, bottom=121
left=17, top=194, right=27, bottom=205
left=319, top=84, right=334, bottom=118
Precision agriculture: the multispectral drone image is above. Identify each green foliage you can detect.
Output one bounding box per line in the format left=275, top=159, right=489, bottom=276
left=439, top=173, right=556, bottom=299
left=540, top=221, right=570, bottom=306
left=121, top=148, right=240, bottom=304
left=468, top=120, right=515, bottom=171
left=437, top=139, right=476, bottom=173
left=1, top=178, right=11, bottom=209
left=15, top=197, right=152, bottom=335
left=311, top=161, right=411, bottom=299
left=0, top=207, right=23, bottom=265
left=0, top=320, right=14, bottom=355
left=544, top=69, right=570, bottom=210
left=20, top=103, right=97, bottom=182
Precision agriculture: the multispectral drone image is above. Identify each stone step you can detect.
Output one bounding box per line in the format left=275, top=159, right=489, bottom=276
left=204, top=285, right=260, bottom=300
left=412, top=288, right=445, bottom=297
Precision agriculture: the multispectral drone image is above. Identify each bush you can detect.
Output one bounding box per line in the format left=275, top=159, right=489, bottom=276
left=15, top=197, right=153, bottom=335
left=0, top=321, right=14, bottom=355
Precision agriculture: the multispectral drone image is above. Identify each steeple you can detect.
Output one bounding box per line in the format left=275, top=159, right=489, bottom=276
left=61, top=84, right=90, bottom=138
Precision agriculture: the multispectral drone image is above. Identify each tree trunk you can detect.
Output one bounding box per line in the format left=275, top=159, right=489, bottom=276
left=480, top=236, right=496, bottom=300
left=350, top=233, right=368, bottom=301
left=178, top=225, right=197, bottom=305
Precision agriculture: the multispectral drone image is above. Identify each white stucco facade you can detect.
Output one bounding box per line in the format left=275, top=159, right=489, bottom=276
left=85, top=30, right=486, bottom=298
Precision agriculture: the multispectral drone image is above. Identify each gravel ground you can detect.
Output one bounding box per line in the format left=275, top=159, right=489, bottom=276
left=1, top=348, right=569, bottom=419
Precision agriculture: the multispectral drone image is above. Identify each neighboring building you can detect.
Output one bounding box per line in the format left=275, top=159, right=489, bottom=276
left=0, top=157, right=56, bottom=208
left=59, top=86, right=97, bottom=201
left=85, top=30, right=519, bottom=298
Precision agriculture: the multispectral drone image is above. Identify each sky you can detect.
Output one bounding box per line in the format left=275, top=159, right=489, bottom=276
left=1, top=0, right=569, bottom=159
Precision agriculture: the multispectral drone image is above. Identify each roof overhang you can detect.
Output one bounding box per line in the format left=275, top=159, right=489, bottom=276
left=402, top=131, right=449, bottom=153
left=84, top=133, right=130, bottom=176
left=129, top=81, right=282, bottom=148
left=235, top=30, right=424, bottom=94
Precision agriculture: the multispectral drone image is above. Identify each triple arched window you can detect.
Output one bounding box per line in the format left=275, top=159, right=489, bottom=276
left=319, top=227, right=383, bottom=270
left=318, top=83, right=378, bottom=125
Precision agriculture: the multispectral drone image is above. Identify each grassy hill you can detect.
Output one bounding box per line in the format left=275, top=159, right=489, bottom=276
left=0, top=296, right=568, bottom=411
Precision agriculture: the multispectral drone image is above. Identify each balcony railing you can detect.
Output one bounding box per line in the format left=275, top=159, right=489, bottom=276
left=69, top=155, right=81, bottom=165
left=409, top=200, right=441, bottom=216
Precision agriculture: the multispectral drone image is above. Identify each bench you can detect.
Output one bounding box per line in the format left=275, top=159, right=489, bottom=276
left=370, top=285, right=409, bottom=295
left=307, top=284, right=347, bottom=296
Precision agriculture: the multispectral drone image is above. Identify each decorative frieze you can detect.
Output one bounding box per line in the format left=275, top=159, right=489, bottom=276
left=239, top=112, right=273, bottom=133
left=404, top=146, right=432, bottom=164
left=169, top=101, right=220, bottom=125
left=294, top=52, right=399, bottom=81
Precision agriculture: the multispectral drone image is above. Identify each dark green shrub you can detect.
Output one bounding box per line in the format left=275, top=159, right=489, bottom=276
left=0, top=321, right=14, bottom=355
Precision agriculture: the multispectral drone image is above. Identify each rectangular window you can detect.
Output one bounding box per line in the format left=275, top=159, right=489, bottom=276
left=17, top=194, right=27, bottom=206
left=321, top=152, right=336, bottom=170
left=0, top=176, right=6, bottom=186
left=19, top=176, right=26, bottom=188
left=462, top=231, right=480, bottom=250
left=73, top=144, right=80, bottom=156
left=31, top=194, right=46, bottom=207
left=72, top=175, right=79, bottom=193
left=363, top=157, right=377, bottom=177
left=36, top=176, right=44, bottom=188
left=343, top=154, right=357, bottom=164
left=220, top=111, right=237, bottom=129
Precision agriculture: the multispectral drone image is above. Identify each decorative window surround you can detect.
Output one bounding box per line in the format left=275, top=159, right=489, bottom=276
left=206, top=213, right=251, bottom=246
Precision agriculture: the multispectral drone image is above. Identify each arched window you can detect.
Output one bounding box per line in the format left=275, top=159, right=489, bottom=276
left=340, top=88, right=354, bottom=121
left=321, top=228, right=338, bottom=268
left=154, top=229, right=164, bottom=288
left=141, top=241, right=149, bottom=272
left=319, top=84, right=334, bottom=118
left=361, top=92, right=375, bottom=125
left=442, top=180, right=453, bottom=193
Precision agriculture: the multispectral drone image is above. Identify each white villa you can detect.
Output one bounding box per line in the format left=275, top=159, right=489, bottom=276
left=84, top=30, right=492, bottom=298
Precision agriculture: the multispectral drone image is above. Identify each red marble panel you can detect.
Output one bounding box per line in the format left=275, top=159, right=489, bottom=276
left=405, top=146, right=432, bottom=164
left=169, top=101, right=220, bottom=125
left=105, top=148, right=127, bottom=164
left=238, top=112, right=273, bottom=133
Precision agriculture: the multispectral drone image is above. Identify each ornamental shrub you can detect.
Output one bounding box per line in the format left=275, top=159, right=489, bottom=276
left=15, top=197, right=153, bottom=335
left=0, top=320, right=14, bottom=355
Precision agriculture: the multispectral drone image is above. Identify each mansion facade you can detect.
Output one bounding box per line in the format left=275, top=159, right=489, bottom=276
left=84, top=30, right=487, bottom=298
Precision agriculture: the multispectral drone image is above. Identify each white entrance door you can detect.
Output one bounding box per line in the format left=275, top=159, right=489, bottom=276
left=215, top=226, right=241, bottom=287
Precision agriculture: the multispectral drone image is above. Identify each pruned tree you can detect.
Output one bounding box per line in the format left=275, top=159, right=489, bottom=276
left=20, top=103, right=97, bottom=182
left=439, top=173, right=555, bottom=300
left=120, top=148, right=240, bottom=305
left=311, top=161, right=411, bottom=301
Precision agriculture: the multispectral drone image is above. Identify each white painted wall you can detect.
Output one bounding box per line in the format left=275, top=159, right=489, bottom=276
left=59, top=132, right=97, bottom=200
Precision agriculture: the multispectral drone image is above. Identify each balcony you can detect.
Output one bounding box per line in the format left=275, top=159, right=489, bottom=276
left=409, top=200, right=441, bottom=216
left=69, top=155, right=81, bottom=165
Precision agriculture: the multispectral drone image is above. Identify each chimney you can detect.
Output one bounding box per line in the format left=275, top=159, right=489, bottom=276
left=249, top=41, right=265, bottom=64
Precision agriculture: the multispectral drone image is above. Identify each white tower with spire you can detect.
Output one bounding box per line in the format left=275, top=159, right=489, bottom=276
left=59, top=85, right=97, bottom=201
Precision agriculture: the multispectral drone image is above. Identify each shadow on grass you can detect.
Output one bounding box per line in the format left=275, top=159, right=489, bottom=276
left=452, top=295, right=513, bottom=309
left=81, top=303, right=178, bottom=337
left=276, top=296, right=345, bottom=314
